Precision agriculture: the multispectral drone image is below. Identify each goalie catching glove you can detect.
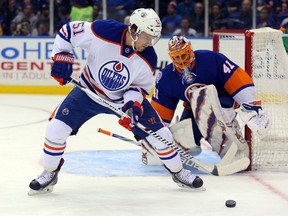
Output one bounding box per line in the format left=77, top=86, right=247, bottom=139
left=51, top=52, right=74, bottom=85
left=119, top=101, right=143, bottom=131
left=237, top=100, right=271, bottom=139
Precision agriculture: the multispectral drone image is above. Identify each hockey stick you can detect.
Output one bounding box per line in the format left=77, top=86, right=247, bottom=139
left=97, top=128, right=248, bottom=176
left=97, top=128, right=140, bottom=145
left=97, top=127, right=219, bottom=169
left=71, top=78, right=247, bottom=176
left=70, top=79, right=217, bottom=175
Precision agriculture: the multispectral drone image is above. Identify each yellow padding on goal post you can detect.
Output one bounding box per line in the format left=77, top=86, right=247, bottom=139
left=0, top=85, right=73, bottom=94
left=256, top=92, right=288, bottom=105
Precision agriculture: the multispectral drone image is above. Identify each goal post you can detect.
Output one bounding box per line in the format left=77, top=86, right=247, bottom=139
left=213, top=27, right=288, bottom=171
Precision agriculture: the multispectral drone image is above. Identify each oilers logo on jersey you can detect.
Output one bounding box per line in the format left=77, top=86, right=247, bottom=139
left=98, top=61, right=130, bottom=91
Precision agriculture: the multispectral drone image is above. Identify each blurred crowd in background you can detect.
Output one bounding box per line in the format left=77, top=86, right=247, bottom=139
left=0, top=0, right=287, bottom=36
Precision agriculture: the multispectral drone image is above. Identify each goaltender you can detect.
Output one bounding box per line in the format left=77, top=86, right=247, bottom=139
left=142, top=35, right=271, bottom=168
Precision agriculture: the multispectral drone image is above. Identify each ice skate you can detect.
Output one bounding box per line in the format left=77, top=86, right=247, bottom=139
left=28, top=158, right=64, bottom=196
left=172, top=168, right=205, bottom=191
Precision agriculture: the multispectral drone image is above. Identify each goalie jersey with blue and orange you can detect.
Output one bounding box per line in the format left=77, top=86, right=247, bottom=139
left=151, top=47, right=256, bottom=153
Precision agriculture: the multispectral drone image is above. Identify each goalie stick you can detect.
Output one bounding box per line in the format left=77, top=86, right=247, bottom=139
left=71, top=78, right=249, bottom=176
left=97, top=128, right=246, bottom=176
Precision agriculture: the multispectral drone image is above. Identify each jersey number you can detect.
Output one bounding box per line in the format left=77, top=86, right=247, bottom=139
left=223, top=60, right=235, bottom=74
left=72, top=22, right=85, bottom=36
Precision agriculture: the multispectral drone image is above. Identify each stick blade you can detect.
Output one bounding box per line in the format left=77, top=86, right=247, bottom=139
left=216, top=157, right=250, bottom=176
left=217, top=142, right=238, bottom=166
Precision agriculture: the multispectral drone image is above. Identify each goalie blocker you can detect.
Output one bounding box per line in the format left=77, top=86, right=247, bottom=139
left=142, top=85, right=265, bottom=173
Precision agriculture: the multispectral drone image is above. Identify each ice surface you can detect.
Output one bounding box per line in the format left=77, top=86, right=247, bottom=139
left=0, top=94, right=287, bottom=216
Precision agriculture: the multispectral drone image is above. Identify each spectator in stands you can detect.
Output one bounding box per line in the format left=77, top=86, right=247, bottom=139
left=33, top=0, right=49, bottom=13
left=209, top=2, right=228, bottom=35
left=221, top=0, right=242, bottom=16
left=56, top=6, right=71, bottom=32
left=38, top=4, right=49, bottom=22
left=256, top=6, right=276, bottom=28
left=10, top=3, right=38, bottom=36
left=70, top=0, right=93, bottom=22
left=274, top=0, right=285, bottom=14
left=190, top=2, right=205, bottom=36
left=2, top=0, right=22, bottom=35
left=256, top=0, right=273, bottom=12
left=12, top=17, right=32, bottom=36
left=107, top=0, right=135, bottom=23
left=92, top=0, right=101, bottom=20
left=36, top=20, right=49, bottom=35
left=177, top=0, right=195, bottom=20
left=228, top=0, right=253, bottom=30
left=34, top=3, right=50, bottom=35
left=134, top=0, right=154, bottom=8
left=276, top=0, right=288, bottom=27
left=173, top=17, right=197, bottom=37
left=56, top=5, right=71, bottom=32
left=162, top=1, right=182, bottom=36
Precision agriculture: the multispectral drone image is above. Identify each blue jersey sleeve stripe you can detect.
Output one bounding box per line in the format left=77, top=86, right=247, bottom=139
left=66, top=24, right=71, bottom=42
left=57, top=24, right=71, bottom=43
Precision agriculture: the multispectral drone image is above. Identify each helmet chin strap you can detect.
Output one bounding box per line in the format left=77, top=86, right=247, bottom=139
left=131, top=40, right=136, bottom=51
left=128, top=27, right=139, bottom=51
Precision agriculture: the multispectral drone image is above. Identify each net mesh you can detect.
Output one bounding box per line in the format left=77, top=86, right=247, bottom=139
left=215, top=27, right=288, bottom=171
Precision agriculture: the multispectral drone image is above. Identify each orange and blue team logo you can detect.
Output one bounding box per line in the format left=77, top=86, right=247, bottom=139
left=184, top=83, right=205, bottom=101
left=98, top=61, right=130, bottom=91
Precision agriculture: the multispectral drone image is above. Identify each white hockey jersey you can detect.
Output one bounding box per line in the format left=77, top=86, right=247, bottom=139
left=52, top=20, right=158, bottom=108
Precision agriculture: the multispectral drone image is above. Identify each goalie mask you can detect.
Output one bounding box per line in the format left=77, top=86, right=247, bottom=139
left=128, top=8, right=162, bottom=50
left=168, top=36, right=196, bottom=84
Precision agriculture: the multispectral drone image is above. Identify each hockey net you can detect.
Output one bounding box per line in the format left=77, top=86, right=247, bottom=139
left=213, top=27, right=288, bottom=171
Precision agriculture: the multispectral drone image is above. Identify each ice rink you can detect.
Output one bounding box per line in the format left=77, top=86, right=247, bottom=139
left=0, top=93, right=287, bottom=216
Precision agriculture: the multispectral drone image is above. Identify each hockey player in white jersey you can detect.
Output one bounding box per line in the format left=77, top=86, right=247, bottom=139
left=28, top=8, right=204, bottom=195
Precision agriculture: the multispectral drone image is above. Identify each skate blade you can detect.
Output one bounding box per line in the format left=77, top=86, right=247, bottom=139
left=176, top=183, right=206, bottom=191
left=28, top=185, right=54, bottom=196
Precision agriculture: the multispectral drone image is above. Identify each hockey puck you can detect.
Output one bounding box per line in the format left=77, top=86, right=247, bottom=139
left=225, top=200, right=236, bottom=208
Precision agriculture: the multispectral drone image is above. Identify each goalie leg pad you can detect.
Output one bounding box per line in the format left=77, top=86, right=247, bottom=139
left=188, top=85, right=249, bottom=155
left=170, top=119, right=202, bottom=156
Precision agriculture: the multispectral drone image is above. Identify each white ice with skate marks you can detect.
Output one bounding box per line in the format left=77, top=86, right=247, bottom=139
left=0, top=94, right=288, bottom=216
